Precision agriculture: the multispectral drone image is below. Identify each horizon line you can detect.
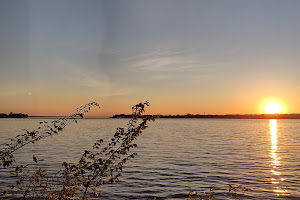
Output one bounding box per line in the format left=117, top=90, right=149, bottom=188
left=26, top=113, right=300, bottom=118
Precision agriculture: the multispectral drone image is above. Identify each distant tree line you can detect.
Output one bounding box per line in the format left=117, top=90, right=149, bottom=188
left=0, top=112, right=28, bottom=118
left=111, top=113, right=300, bottom=119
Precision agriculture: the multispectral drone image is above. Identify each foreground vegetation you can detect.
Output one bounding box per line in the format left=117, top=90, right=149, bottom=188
left=0, top=101, right=249, bottom=199
left=0, top=101, right=157, bottom=199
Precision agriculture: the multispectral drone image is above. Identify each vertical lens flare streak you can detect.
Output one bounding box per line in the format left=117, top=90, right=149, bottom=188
left=269, top=119, right=289, bottom=196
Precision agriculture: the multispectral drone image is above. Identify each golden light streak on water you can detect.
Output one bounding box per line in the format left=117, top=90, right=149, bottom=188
left=269, top=119, right=289, bottom=196
left=270, top=119, right=279, bottom=171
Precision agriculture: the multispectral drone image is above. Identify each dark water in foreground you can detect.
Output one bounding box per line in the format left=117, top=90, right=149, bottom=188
left=0, top=118, right=299, bottom=199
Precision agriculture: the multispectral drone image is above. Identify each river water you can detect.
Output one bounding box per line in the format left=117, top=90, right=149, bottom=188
left=0, top=118, right=299, bottom=199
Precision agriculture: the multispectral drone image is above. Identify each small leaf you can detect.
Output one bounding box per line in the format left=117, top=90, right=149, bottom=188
left=33, top=155, right=38, bottom=163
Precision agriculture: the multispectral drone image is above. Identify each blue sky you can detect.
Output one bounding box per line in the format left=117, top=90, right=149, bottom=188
left=1, top=0, right=300, bottom=116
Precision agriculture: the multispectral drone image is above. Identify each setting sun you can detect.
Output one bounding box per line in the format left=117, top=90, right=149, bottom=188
left=264, top=101, right=282, bottom=114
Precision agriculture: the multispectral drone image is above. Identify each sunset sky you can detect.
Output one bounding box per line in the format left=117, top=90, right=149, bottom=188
left=1, top=0, right=300, bottom=117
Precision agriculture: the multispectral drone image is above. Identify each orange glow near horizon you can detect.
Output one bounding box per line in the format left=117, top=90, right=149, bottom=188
left=0, top=91, right=296, bottom=117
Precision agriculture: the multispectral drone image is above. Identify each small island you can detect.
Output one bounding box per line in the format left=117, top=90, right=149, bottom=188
left=0, top=112, right=28, bottom=118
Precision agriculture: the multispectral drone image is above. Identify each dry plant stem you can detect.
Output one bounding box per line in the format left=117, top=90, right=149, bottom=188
left=1, top=101, right=156, bottom=199
left=81, top=102, right=155, bottom=198
left=0, top=102, right=100, bottom=167
left=186, top=185, right=250, bottom=200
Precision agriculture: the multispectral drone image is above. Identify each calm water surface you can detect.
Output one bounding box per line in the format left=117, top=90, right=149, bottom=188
left=0, top=118, right=299, bottom=199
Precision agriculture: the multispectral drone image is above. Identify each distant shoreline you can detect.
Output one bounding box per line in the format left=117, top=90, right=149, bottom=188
left=110, top=113, right=300, bottom=119
left=0, top=113, right=28, bottom=118
left=2, top=114, right=300, bottom=119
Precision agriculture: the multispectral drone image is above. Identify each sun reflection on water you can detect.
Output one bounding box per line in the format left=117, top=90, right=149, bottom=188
left=269, top=119, right=289, bottom=196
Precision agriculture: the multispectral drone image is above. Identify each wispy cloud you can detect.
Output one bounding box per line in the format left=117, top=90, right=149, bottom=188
left=0, top=91, right=20, bottom=97
left=0, top=90, right=34, bottom=98
left=126, top=48, right=226, bottom=74
left=59, top=60, right=111, bottom=89
left=96, top=91, right=130, bottom=98
left=57, top=60, right=133, bottom=98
